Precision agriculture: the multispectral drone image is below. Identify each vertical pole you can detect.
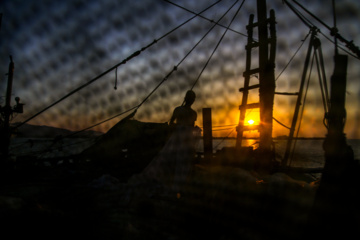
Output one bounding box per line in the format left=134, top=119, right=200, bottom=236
left=202, top=108, right=213, bottom=161
left=282, top=32, right=316, bottom=166
left=0, top=13, right=2, bottom=32
left=323, top=53, right=353, bottom=169
left=0, top=56, right=14, bottom=159
left=236, top=14, right=254, bottom=149
left=257, top=0, right=275, bottom=165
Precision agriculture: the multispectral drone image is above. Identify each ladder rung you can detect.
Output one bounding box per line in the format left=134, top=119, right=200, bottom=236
left=245, top=41, right=259, bottom=49
left=247, top=17, right=276, bottom=28
left=274, top=92, right=299, bottom=96
left=243, top=68, right=260, bottom=77
left=246, top=38, right=273, bottom=49
left=239, top=84, right=260, bottom=92
left=239, top=103, right=259, bottom=110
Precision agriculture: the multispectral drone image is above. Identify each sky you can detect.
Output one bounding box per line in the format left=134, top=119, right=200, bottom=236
left=0, top=0, right=360, bottom=138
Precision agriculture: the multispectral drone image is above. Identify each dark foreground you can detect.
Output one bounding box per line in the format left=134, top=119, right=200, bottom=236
left=0, top=159, right=323, bottom=240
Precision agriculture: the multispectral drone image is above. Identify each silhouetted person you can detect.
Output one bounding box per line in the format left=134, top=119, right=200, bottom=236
left=129, top=90, right=200, bottom=197
left=170, top=90, right=197, bottom=127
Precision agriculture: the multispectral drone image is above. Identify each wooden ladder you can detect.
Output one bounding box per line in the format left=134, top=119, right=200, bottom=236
left=236, top=8, right=276, bottom=150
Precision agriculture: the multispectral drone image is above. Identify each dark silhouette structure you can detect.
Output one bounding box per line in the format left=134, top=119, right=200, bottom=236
left=170, top=90, right=197, bottom=127
left=0, top=56, right=24, bottom=160
left=236, top=0, right=276, bottom=169
left=307, top=53, right=359, bottom=239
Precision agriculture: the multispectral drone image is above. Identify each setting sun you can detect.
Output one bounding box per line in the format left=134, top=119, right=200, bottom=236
left=247, top=119, right=255, bottom=125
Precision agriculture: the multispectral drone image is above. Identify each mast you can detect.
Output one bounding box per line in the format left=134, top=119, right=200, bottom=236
left=307, top=2, right=358, bottom=238
left=0, top=57, right=24, bottom=160
left=321, top=0, right=354, bottom=190
left=0, top=56, right=14, bottom=159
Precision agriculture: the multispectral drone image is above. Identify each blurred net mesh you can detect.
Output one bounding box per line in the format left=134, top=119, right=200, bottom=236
left=0, top=0, right=359, bottom=137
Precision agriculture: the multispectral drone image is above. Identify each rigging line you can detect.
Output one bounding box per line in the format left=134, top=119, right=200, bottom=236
left=332, top=0, right=338, bottom=54
left=213, top=127, right=236, bottom=150
left=114, top=67, right=118, bottom=90
left=61, top=0, right=235, bottom=134
left=316, top=41, right=330, bottom=108
left=64, top=106, right=138, bottom=138
left=154, top=0, right=223, bottom=43
left=15, top=0, right=223, bottom=129
left=289, top=50, right=316, bottom=166
left=273, top=117, right=290, bottom=130
left=190, top=0, right=245, bottom=90
left=286, top=0, right=359, bottom=60
left=314, top=44, right=330, bottom=128
left=314, top=51, right=327, bottom=113
left=212, top=127, right=236, bottom=131
left=135, top=67, right=177, bottom=110
left=319, top=32, right=360, bottom=60
left=287, top=0, right=360, bottom=60
left=213, top=123, right=238, bottom=128
left=275, top=30, right=311, bottom=81
left=292, top=0, right=360, bottom=58
left=283, top=0, right=313, bottom=29
left=213, top=125, right=237, bottom=130
left=139, top=0, right=241, bottom=110
left=197, top=123, right=238, bottom=129
left=292, top=0, right=331, bottom=31
left=164, top=0, right=250, bottom=40
left=33, top=105, right=137, bottom=155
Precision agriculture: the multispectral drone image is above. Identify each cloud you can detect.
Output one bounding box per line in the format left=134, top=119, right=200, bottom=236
left=0, top=0, right=359, bottom=138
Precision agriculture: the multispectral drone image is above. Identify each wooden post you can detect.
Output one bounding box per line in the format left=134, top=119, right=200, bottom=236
left=202, top=108, right=213, bottom=161
left=257, top=0, right=276, bottom=166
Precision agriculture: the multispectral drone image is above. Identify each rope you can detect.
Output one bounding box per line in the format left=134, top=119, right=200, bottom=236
left=213, top=127, right=236, bottom=150
left=276, top=30, right=311, bottom=81
left=314, top=51, right=328, bottom=113
left=197, top=123, right=238, bottom=130
left=212, top=123, right=238, bottom=129
left=319, top=32, right=360, bottom=60
left=332, top=0, right=338, bottom=54
left=289, top=0, right=360, bottom=58
left=212, top=126, right=237, bottom=131
left=283, top=0, right=313, bottom=29
left=173, top=0, right=246, bottom=154
left=273, top=117, right=290, bottom=130
left=292, top=0, right=331, bottom=30
left=18, top=106, right=138, bottom=157
left=190, top=0, right=245, bottom=90
left=316, top=42, right=330, bottom=109
left=289, top=50, right=316, bottom=166
left=138, top=0, right=241, bottom=111
left=114, top=67, right=118, bottom=90
left=42, top=0, right=239, bottom=141
left=15, top=0, right=223, bottom=128
left=164, top=0, right=250, bottom=39
left=65, top=106, right=138, bottom=138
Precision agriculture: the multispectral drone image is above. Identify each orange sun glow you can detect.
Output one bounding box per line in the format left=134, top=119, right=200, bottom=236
left=247, top=119, right=255, bottom=125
